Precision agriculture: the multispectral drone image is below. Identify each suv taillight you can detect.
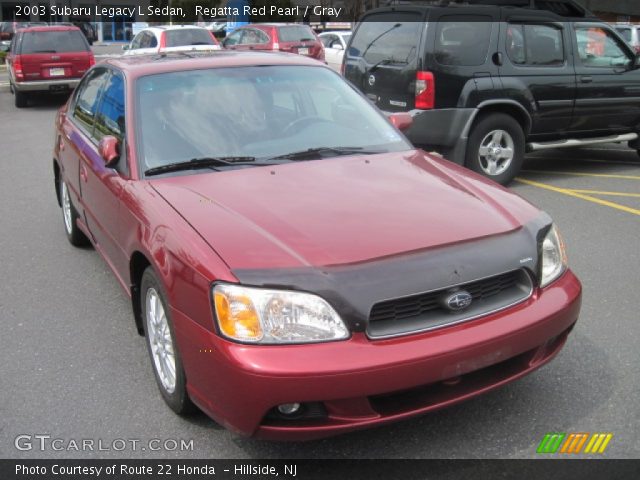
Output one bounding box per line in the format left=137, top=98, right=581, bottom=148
left=14, top=56, right=24, bottom=81
left=415, top=71, right=435, bottom=110
left=88, top=54, right=95, bottom=67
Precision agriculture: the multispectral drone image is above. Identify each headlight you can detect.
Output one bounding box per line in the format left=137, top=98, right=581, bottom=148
left=213, top=284, right=349, bottom=344
left=540, top=224, right=568, bottom=287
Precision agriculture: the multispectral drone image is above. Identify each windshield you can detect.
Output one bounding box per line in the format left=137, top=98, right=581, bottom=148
left=278, top=26, right=315, bottom=42
left=136, top=65, right=410, bottom=174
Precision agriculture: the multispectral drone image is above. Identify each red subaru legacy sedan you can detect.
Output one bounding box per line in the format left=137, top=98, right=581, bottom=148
left=53, top=52, right=581, bottom=440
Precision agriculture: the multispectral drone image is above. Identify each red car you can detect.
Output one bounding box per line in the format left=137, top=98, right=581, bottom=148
left=222, top=23, right=324, bottom=61
left=7, top=25, right=94, bottom=108
left=53, top=52, right=581, bottom=440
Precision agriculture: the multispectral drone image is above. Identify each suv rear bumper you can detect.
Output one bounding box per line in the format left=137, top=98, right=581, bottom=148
left=401, top=108, right=477, bottom=164
left=13, top=78, right=80, bottom=92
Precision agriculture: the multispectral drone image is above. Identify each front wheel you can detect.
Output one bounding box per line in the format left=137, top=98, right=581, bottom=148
left=465, top=113, right=525, bottom=185
left=60, top=177, right=89, bottom=246
left=141, top=267, right=195, bottom=415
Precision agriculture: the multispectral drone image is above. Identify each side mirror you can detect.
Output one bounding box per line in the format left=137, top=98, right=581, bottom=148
left=388, top=112, right=413, bottom=132
left=99, top=136, right=120, bottom=167
left=635, top=53, right=640, bottom=68
left=122, top=44, right=130, bottom=51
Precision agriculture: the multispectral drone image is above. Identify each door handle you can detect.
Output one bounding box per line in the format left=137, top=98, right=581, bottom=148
left=80, top=164, right=88, bottom=182
left=580, top=76, right=593, bottom=83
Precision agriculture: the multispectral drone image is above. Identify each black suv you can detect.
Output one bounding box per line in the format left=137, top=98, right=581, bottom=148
left=344, top=0, right=640, bottom=184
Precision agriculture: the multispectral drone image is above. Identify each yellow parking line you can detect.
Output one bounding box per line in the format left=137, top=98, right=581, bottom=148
left=568, top=189, right=640, bottom=198
left=521, top=170, right=640, bottom=180
left=515, top=178, right=640, bottom=216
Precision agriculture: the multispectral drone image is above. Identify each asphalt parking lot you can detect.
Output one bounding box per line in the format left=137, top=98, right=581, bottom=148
left=0, top=65, right=638, bottom=459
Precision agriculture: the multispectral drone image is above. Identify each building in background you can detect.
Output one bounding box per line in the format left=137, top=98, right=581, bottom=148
left=0, top=0, right=150, bottom=42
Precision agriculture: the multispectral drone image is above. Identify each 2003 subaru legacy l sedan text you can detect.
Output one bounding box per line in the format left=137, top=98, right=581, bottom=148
left=53, top=52, right=582, bottom=440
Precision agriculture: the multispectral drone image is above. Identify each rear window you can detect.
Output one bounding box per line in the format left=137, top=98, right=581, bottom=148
left=349, top=13, right=422, bottom=65
left=277, top=25, right=315, bottom=42
left=20, top=30, right=88, bottom=54
left=164, top=29, right=215, bottom=47
left=435, top=16, right=492, bottom=66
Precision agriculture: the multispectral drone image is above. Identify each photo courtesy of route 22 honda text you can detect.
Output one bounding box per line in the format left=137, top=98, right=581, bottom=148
left=52, top=3, right=581, bottom=440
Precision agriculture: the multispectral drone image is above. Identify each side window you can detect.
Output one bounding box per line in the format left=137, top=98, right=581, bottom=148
left=507, top=24, right=564, bottom=66
left=223, top=29, right=243, bottom=46
left=320, top=34, right=336, bottom=47
left=575, top=26, right=631, bottom=68
left=94, top=71, right=125, bottom=143
left=435, top=16, right=493, bottom=66
left=148, top=32, right=158, bottom=48
left=616, top=27, right=632, bottom=43
left=130, top=32, right=144, bottom=49
left=72, top=69, right=109, bottom=134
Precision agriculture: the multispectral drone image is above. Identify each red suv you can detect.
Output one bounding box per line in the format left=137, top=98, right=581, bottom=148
left=7, top=25, right=94, bottom=108
left=222, top=23, right=324, bottom=61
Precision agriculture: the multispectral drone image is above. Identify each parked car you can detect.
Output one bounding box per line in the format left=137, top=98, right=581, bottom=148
left=0, top=21, right=47, bottom=41
left=614, top=23, right=640, bottom=53
left=222, top=24, right=324, bottom=61
left=123, top=25, right=220, bottom=56
left=7, top=25, right=94, bottom=108
left=319, top=30, right=351, bottom=71
left=344, top=0, right=640, bottom=184
left=53, top=51, right=581, bottom=440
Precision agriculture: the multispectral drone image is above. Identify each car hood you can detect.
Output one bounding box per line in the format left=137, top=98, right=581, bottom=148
left=150, top=150, right=541, bottom=270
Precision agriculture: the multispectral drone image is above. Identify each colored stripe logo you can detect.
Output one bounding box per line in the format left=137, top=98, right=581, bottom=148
left=537, top=433, right=613, bottom=454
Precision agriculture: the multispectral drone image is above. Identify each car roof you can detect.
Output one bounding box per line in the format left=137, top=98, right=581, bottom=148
left=18, top=25, right=81, bottom=32
left=104, top=51, right=326, bottom=78
left=361, top=1, right=597, bottom=21
left=146, top=25, right=209, bottom=32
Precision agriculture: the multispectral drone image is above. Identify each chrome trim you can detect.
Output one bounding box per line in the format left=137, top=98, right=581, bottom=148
left=366, top=269, right=535, bottom=340
left=13, top=78, right=80, bottom=92
left=528, top=133, right=638, bottom=151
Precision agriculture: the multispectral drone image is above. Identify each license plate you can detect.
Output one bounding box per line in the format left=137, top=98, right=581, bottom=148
left=298, top=48, right=309, bottom=55
left=50, top=68, right=65, bottom=77
left=49, top=84, right=69, bottom=92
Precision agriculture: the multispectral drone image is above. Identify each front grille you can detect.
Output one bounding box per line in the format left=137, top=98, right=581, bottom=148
left=367, top=269, right=533, bottom=339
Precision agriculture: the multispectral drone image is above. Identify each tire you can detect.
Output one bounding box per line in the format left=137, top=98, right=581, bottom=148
left=465, top=113, right=525, bottom=185
left=141, top=267, right=195, bottom=415
left=14, top=90, right=28, bottom=108
left=59, top=177, right=89, bottom=247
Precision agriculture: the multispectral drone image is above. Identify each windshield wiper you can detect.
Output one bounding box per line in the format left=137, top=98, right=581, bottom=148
left=144, top=156, right=259, bottom=176
left=269, top=147, right=383, bottom=161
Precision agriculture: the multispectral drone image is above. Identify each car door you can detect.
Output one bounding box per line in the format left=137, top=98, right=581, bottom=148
left=71, top=68, right=128, bottom=276
left=60, top=68, right=110, bottom=229
left=570, top=23, right=640, bottom=134
left=498, top=19, right=575, bottom=136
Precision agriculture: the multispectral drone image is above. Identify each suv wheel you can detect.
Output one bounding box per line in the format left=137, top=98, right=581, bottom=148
left=14, top=89, right=28, bottom=108
left=466, top=113, right=525, bottom=185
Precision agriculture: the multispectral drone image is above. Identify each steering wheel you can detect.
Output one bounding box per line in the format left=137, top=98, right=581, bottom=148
left=282, top=116, right=328, bottom=136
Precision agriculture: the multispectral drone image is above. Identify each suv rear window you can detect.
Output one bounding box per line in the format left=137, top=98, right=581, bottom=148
left=20, top=30, right=88, bottom=54
left=277, top=25, right=315, bottom=42
left=164, top=29, right=215, bottom=47
left=349, top=13, right=422, bottom=65
left=435, top=16, right=492, bottom=66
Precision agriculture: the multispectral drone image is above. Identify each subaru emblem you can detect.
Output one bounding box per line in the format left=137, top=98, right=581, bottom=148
left=368, top=74, right=376, bottom=86
left=442, top=290, right=473, bottom=312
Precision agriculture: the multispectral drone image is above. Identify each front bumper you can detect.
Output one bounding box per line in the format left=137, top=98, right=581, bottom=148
left=175, top=270, right=581, bottom=440
left=13, top=78, right=80, bottom=92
